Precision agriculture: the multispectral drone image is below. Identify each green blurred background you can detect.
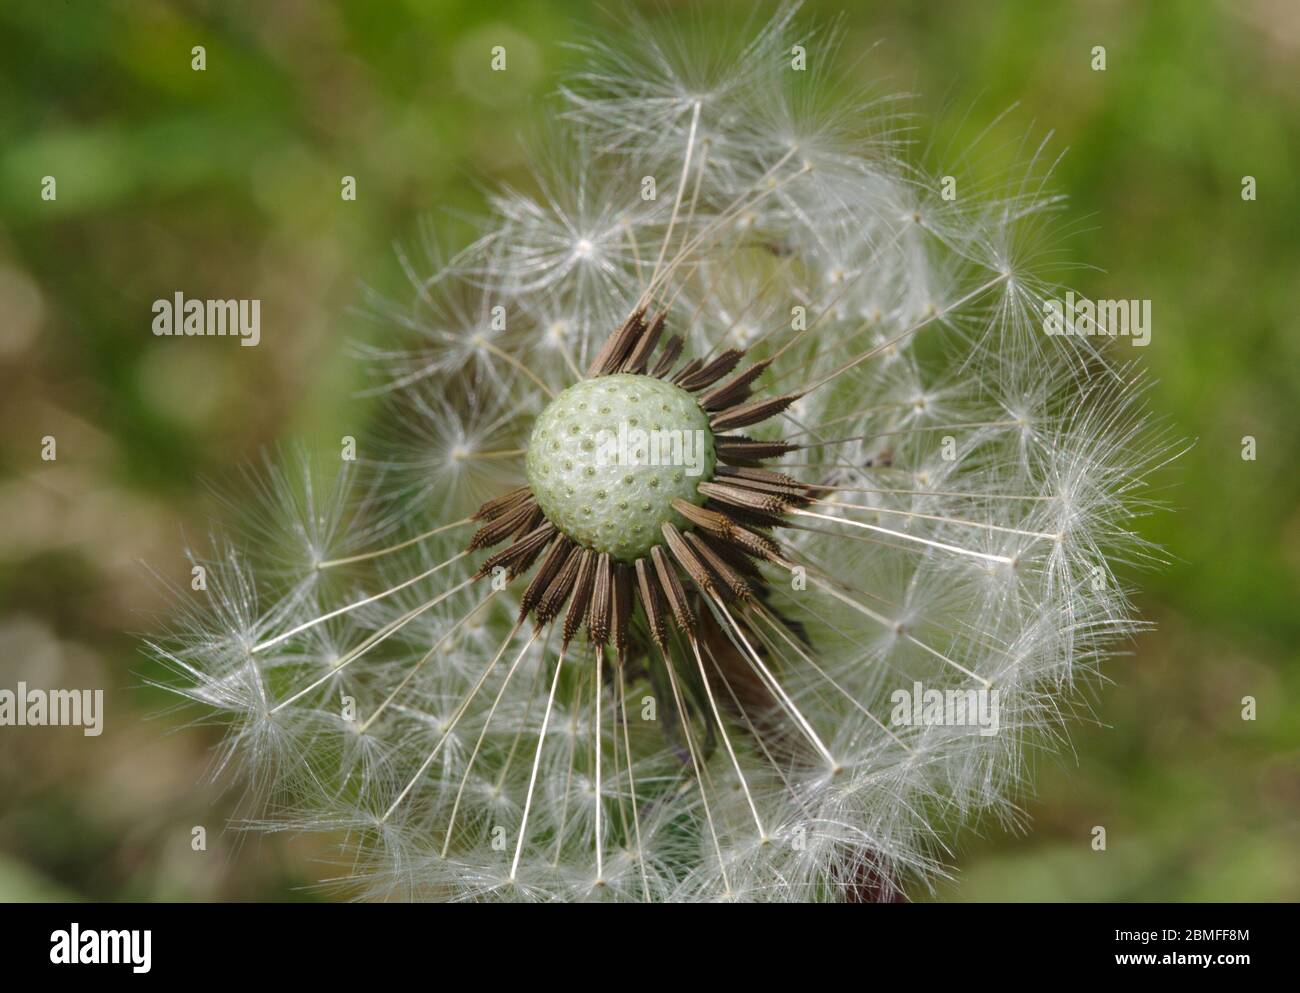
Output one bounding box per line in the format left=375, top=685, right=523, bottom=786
left=0, top=0, right=1295, bottom=901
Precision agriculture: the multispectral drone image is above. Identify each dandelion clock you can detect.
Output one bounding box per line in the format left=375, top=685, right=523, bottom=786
left=148, top=3, right=1175, bottom=902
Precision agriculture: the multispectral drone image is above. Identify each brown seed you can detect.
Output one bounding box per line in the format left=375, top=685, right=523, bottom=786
left=621, top=313, right=666, bottom=375
left=586, top=552, right=613, bottom=646
left=468, top=494, right=539, bottom=550
left=475, top=522, right=556, bottom=580
left=611, top=562, right=634, bottom=659
left=650, top=335, right=685, bottom=378
left=536, top=544, right=584, bottom=625
left=585, top=308, right=648, bottom=377
left=699, top=480, right=789, bottom=516
left=660, top=523, right=717, bottom=597
left=472, top=485, right=532, bottom=522
left=678, top=349, right=743, bottom=392
left=714, top=435, right=799, bottom=464
left=709, top=392, right=804, bottom=432
left=699, top=358, right=772, bottom=411
left=635, top=557, right=668, bottom=652
left=520, top=537, right=575, bottom=619
left=563, top=550, right=598, bottom=645
left=683, top=529, right=752, bottom=599
left=651, top=544, right=696, bottom=634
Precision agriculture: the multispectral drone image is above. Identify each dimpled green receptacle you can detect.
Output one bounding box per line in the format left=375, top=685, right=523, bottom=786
left=525, top=374, right=716, bottom=561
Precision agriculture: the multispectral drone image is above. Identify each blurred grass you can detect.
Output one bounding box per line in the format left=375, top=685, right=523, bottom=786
left=0, top=0, right=1295, bottom=901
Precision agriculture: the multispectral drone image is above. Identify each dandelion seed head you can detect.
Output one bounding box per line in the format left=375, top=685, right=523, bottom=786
left=149, top=3, right=1176, bottom=902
